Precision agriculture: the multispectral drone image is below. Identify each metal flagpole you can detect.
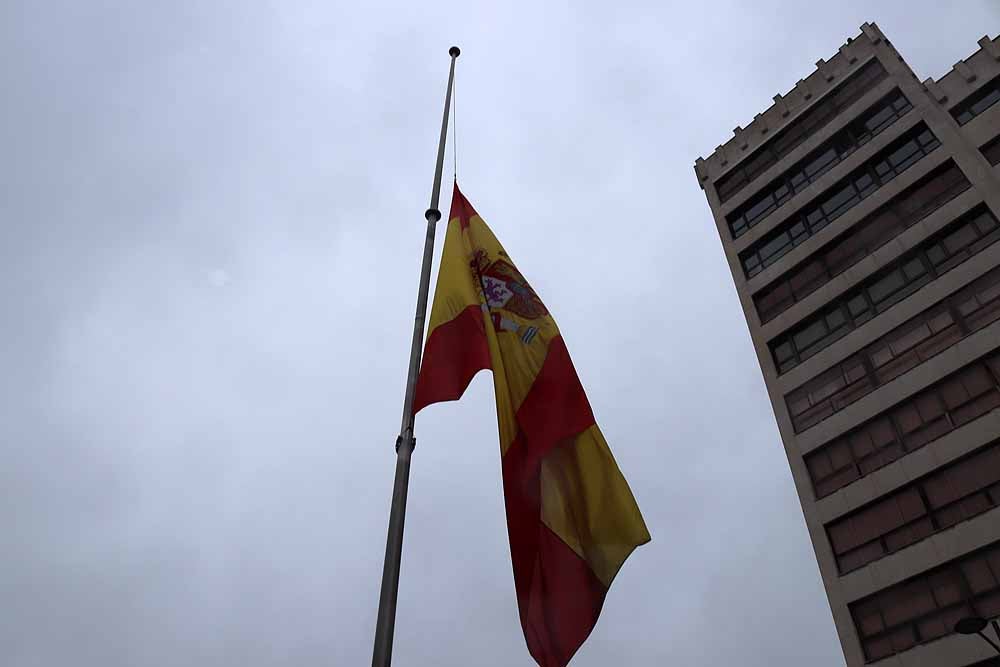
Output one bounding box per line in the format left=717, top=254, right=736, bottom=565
left=371, top=45, right=460, bottom=667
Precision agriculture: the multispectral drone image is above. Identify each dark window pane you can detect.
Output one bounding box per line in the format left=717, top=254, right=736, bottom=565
left=854, top=599, right=884, bottom=636
left=745, top=195, right=776, bottom=223
left=982, top=135, right=1000, bottom=166
left=790, top=171, right=808, bottom=191
left=868, top=269, right=906, bottom=305
left=794, top=320, right=828, bottom=352
left=863, top=636, right=893, bottom=662
left=856, top=175, right=877, bottom=197
left=894, top=402, right=923, bottom=434
left=759, top=232, right=790, bottom=259
left=806, top=208, right=825, bottom=227
left=864, top=106, right=896, bottom=134
left=962, top=558, right=998, bottom=594
left=960, top=365, right=994, bottom=397
left=883, top=583, right=935, bottom=626
left=953, top=76, right=1000, bottom=125
left=943, top=223, right=979, bottom=255
left=805, top=148, right=838, bottom=179
left=917, top=612, right=949, bottom=641
left=789, top=221, right=808, bottom=242
left=941, top=376, right=971, bottom=410
left=914, top=392, right=944, bottom=421
left=903, top=258, right=926, bottom=281
left=975, top=211, right=999, bottom=234
left=848, top=294, right=869, bottom=317
left=822, top=185, right=859, bottom=218
left=971, top=87, right=1000, bottom=115
left=927, top=244, right=947, bottom=266
left=826, top=308, right=847, bottom=330
left=888, top=140, right=920, bottom=169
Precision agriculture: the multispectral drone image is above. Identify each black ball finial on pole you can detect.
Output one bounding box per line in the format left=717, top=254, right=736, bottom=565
left=449, top=46, right=461, bottom=57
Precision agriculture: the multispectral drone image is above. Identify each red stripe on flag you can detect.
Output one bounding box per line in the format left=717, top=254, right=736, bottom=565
left=514, top=336, right=596, bottom=472
left=501, top=336, right=604, bottom=667
left=502, top=432, right=540, bottom=628
left=503, top=433, right=608, bottom=667
left=451, top=182, right=478, bottom=229
left=526, top=524, right=607, bottom=667
left=413, top=304, right=490, bottom=414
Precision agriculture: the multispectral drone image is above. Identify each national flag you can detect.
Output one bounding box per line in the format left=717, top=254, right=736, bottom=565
left=414, top=183, right=651, bottom=667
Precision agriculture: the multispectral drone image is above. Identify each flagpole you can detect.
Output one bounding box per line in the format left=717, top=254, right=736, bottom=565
left=371, top=45, right=460, bottom=667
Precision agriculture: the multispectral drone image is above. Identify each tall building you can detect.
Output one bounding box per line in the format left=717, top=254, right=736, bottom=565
left=695, top=22, right=1000, bottom=667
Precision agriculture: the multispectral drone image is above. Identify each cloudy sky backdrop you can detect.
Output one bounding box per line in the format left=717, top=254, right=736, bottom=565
left=4, top=2, right=1000, bottom=665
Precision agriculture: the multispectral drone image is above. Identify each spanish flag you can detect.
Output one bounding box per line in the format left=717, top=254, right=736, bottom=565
left=414, top=183, right=650, bottom=667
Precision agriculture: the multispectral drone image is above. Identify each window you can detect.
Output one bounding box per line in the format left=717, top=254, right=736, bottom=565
left=760, top=231, right=792, bottom=262
left=769, top=206, right=998, bottom=376
left=887, top=140, right=920, bottom=169
left=713, top=59, right=889, bottom=205
left=740, top=123, right=941, bottom=278
left=951, top=74, right=1000, bottom=125
left=725, top=89, right=913, bottom=237
left=750, top=162, right=969, bottom=322
left=794, top=319, right=828, bottom=352
left=822, top=184, right=860, bottom=219
left=850, top=541, right=1000, bottom=662
left=784, top=218, right=999, bottom=436
left=863, top=106, right=895, bottom=135
left=805, top=148, right=839, bottom=179
left=827, top=439, right=1000, bottom=574
left=804, top=348, right=1000, bottom=499
left=982, top=135, right=1000, bottom=166
left=868, top=267, right=908, bottom=306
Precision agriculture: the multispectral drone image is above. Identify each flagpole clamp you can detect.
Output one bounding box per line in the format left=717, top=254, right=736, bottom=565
left=394, top=435, right=415, bottom=452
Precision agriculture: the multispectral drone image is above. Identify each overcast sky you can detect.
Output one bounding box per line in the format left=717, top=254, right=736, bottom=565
left=3, top=2, right=999, bottom=666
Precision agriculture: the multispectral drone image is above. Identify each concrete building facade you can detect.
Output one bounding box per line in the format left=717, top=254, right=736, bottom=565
left=695, top=22, right=1000, bottom=666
